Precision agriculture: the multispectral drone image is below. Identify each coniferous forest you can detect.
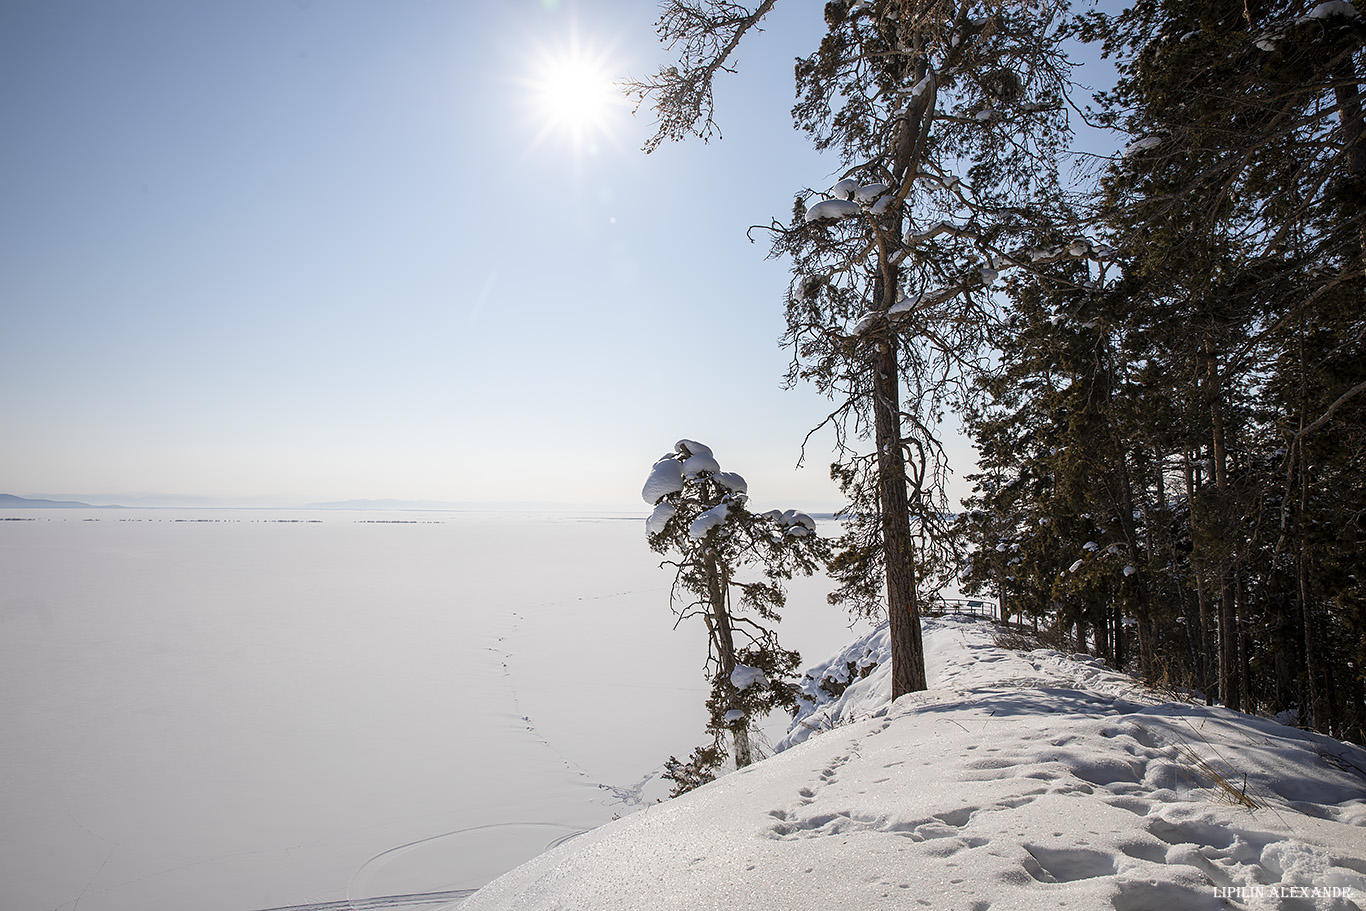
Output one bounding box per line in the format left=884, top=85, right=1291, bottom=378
left=954, top=0, right=1365, bottom=743
left=633, top=0, right=1363, bottom=747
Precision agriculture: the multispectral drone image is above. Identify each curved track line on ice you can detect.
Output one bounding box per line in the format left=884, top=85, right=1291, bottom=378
left=251, top=888, right=476, bottom=910
left=346, top=822, right=588, bottom=908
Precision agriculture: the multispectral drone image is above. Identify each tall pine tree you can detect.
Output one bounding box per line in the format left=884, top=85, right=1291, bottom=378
left=630, top=0, right=1079, bottom=697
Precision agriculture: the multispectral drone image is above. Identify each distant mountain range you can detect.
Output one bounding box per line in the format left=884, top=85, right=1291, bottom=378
left=0, top=494, right=121, bottom=509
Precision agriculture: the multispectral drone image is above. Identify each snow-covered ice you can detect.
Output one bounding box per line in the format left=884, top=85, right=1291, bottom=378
left=464, top=618, right=1366, bottom=911
left=10, top=510, right=1363, bottom=911
left=0, top=509, right=857, bottom=911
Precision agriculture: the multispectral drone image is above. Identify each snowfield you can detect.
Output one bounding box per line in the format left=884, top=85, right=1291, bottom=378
left=462, top=618, right=1366, bottom=911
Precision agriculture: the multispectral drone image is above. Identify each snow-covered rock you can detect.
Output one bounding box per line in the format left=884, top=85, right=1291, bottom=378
left=462, top=618, right=1366, bottom=911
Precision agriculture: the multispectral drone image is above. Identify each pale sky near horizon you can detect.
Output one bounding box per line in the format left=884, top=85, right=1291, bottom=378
left=1, top=1, right=1104, bottom=511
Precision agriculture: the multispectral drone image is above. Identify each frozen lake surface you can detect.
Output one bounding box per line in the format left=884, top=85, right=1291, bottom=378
left=0, top=509, right=855, bottom=911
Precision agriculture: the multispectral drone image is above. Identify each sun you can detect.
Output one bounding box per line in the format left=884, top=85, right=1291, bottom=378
left=522, top=39, right=625, bottom=155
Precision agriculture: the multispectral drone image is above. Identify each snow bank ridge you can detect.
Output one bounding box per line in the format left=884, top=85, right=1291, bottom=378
left=462, top=618, right=1366, bottom=911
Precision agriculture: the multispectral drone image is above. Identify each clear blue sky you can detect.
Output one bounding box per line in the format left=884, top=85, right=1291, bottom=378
left=3, top=1, right=1094, bottom=510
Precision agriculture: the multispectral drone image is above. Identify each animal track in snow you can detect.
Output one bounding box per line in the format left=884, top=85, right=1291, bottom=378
left=1021, top=845, right=1117, bottom=882
left=765, top=798, right=986, bottom=849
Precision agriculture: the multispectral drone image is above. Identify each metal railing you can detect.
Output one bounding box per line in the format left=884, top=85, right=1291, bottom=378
left=922, top=597, right=999, bottom=621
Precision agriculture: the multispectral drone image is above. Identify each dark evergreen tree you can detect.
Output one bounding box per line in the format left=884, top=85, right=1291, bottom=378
left=957, top=0, right=1365, bottom=741
left=642, top=440, right=828, bottom=788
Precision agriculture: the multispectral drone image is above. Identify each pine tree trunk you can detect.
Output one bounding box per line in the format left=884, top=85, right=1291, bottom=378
left=1208, top=350, right=1242, bottom=713
left=1298, top=455, right=1326, bottom=734
left=730, top=723, right=753, bottom=769
left=705, top=555, right=752, bottom=768
left=874, top=35, right=932, bottom=701
left=1183, top=456, right=1215, bottom=696
left=1333, top=57, right=1366, bottom=265
left=1113, top=452, right=1152, bottom=677
left=874, top=336, right=927, bottom=698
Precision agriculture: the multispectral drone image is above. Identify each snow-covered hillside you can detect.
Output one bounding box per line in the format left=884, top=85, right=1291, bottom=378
left=462, top=618, right=1366, bottom=911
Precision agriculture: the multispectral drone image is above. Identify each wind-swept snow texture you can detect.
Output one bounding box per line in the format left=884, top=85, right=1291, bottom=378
left=463, top=619, right=1366, bottom=911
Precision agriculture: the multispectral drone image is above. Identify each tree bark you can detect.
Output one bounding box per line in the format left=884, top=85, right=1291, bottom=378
left=1298, top=449, right=1326, bottom=734
left=1333, top=56, right=1366, bottom=265
left=875, top=336, right=927, bottom=698
left=1183, top=455, right=1214, bottom=696
left=706, top=555, right=752, bottom=768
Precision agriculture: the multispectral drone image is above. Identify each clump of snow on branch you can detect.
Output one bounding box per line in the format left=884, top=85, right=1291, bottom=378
left=641, top=457, right=684, bottom=504
left=830, top=177, right=861, bottom=200
left=729, top=665, right=768, bottom=691
left=854, top=183, right=889, bottom=204
left=805, top=177, right=899, bottom=225
left=646, top=501, right=675, bottom=535
left=806, top=199, right=862, bottom=222
left=1123, top=136, right=1162, bottom=157
left=1306, top=0, right=1358, bottom=19
left=681, top=451, right=721, bottom=478
left=713, top=471, right=748, bottom=494
left=689, top=501, right=732, bottom=540
left=763, top=508, right=817, bottom=537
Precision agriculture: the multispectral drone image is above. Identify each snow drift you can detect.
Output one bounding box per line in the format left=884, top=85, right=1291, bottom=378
left=461, top=618, right=1366, bottom=911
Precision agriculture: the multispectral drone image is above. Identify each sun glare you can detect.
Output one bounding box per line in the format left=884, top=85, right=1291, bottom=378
left=523, top=40, right=624, bottom=154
